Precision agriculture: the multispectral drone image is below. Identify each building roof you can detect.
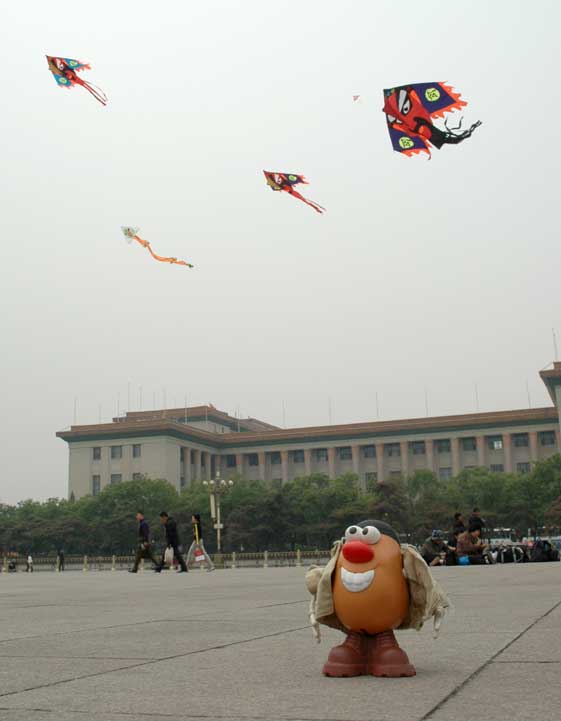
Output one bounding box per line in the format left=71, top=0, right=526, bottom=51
left=539, top=362, right=561, bottom=403
left=116, top=405, right=279, bottom=432
left=57, top=405, right=559, bottom=449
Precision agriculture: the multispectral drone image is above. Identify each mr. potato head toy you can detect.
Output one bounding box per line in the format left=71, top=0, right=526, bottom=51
left=306, top=519, right=449, bottom=678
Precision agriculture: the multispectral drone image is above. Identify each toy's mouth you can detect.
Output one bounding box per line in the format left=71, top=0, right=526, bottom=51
left=340, top=567, right=375, bottom=593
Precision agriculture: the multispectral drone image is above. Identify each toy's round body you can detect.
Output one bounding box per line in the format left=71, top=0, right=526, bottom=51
left=332, top=533, right=409, bottom=634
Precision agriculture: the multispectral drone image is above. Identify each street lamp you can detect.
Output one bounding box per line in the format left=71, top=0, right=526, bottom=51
left=202, top=472, right=234, bottom=552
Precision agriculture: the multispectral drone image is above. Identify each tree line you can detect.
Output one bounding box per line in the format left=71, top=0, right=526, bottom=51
left=1, top=455, right=561, bottom=556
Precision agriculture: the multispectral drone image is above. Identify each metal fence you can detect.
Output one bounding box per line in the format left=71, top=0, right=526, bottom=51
left=1, top=549, right=331, bottom=573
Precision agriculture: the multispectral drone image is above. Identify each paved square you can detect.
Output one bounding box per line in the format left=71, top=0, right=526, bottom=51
left=0, top=564, right=560, bottom=721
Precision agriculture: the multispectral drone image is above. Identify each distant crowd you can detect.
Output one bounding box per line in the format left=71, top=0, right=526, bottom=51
left=420, top=508, right=560, bottom=565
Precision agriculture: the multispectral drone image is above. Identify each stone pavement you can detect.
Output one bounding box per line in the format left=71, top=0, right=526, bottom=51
left=0, top=564, right=560, bottom=721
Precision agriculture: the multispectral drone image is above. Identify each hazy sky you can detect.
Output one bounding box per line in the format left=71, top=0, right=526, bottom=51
left=1, top=1, right=560, bottom=504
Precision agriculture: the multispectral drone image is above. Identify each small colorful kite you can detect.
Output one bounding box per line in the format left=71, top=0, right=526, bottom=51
left=382, top=82, right=481, bottom=157
left=46, top=56, right=108, bottom=106
left=263, top=171, right=325, bottom=214
left=352, top=95, right=361, bottom=103
left=121, top=227, right=194, bottom=268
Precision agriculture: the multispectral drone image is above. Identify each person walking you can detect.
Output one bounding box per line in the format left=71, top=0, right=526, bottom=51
left=129, top=511, right=160, bottom=573
left=186, top=513, right=215, bottom=572
left=157, top=512, right=188, bottom=573
left=57, top=549, right=65, bottom=572
left=26, top=554, right=33, bottom=572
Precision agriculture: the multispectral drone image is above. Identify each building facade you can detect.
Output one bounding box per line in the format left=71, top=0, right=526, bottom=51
left=57, top=364, right=561, bottom=500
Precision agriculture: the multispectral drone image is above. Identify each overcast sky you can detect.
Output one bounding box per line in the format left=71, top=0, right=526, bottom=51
left=1, top=1, right=560, bottom=504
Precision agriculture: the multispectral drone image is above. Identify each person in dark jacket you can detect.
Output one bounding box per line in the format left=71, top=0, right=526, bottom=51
left=468, top=508, right=485, bottom=538
left=57, top=549, right=65, bottom=572
left=453, top=512, right=466, bottom=535
left=130, top=511, right=160, bottom=573
left=157, top=512, right=188, bottom=572
left=420, top=530, right=448, bottom=566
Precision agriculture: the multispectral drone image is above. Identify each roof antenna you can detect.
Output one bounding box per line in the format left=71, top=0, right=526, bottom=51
left=526, top=380, right=532, bottom=409
left=553, top=328, right=559, bottom=362
left=376, top=392, right=380, bottom=420
left=474, top=383, right=480, bottom=411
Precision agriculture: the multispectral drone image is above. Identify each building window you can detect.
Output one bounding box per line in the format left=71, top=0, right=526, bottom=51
left=513, top=433, right=529, bottom=448
left=436, top=439, right=451, bottom=453
left=132, top=473, right=143, bottom=481
left=110, top=473, right=122, bottom=484
left=490, top=464, right=504, bottom=473
left=362, top=445, right=376, bottom=458
left=338, top=446, right=352, bottom=460
left=386, top=443, right=400, bottom=457
left=270, top=451, right=281, bottom=465
left=110, top=446, right=122, bottom=460
left=439, top=467, right=452, bottom=480
left=389, top=470, right=402, bottom=480
left=293, top=450, right=304, bottom=463
left=411, top=441, right=425, bottom=455
left=516, top=462, right=531, bottom=474
left=365, top=471, right=377, bottom=483
left=248, top=453, right=258, bottom=466
left=540, top=431, right=556, bottom=447
left=92, top=475, right=100, bottom=495
left=92, top=447, right=101, bottom=461
left=201, top=454, right=206, bottom=467
left=314, top=449, right=328, bottom=462
left=488, top=436, right=503, bottom=450
left=462, top=437, right=477, bottom=451
left=226, top=454, right=236, bottom=468
left=180, top=476, right=186, bottom=488
left=132, top=444, right=141, bottom=458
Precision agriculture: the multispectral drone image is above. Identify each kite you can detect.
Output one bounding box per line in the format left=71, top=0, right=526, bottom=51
left=382, top=82, right=481, bottom=157
left=46, top=56, right=108, bottom=106
left=263, top=171, right=325, bottom=214
left=121, top=227, right=194, bottom=268
left=352, top=95, right=361, bottom=103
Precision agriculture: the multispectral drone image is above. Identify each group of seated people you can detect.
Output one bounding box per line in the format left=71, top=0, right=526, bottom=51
left=421, top=509, right=490, bottom=566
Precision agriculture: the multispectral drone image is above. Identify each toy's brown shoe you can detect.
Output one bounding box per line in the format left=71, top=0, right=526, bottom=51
left=367, top=630, right=416, bottom=677
left=322, top=632, right=368, bottom=677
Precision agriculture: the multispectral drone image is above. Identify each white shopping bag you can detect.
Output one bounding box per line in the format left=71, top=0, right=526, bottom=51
left=164, top=546, right=174, bottom=567
left=194, top=545, right=205, bottom=563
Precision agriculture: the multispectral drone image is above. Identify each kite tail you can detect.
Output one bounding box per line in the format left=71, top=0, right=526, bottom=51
left=289, top=189, right=325, bottom=214
left=132, top=234, right=151, bottom=250
left=441, top=118, right=482, bottom=145
left=74, top=76, right=108, bottom=106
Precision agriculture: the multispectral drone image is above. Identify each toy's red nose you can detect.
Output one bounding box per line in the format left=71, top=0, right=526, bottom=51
left=342, top=541, right=374, bottom=564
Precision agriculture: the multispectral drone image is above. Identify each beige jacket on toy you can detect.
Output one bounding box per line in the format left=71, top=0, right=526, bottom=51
left=305, top=541, right=450, bottom=642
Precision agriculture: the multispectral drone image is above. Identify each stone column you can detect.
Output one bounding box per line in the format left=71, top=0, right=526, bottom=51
left=556, top=428, right=561, bottom=453
left=451, top=437, right=461, bottom=476
left=193, top=449, right=201, bottom=481
left=425, top=439, right=435, bottom=473
left=258, top=451, right=266, bottom=481
left=184, top=448, right=192, bottom=486
left=204, top=451, right=212, bottom=481
left=280, top=450, right=289, bottom=484
left=476, top=436, right=486, bottom=467
left=236, top=453, right=244, bottom=477
left=304, top=448, right=312, bottom=476
left=400, top=441, right=409, bottom=478
left=214, top=454, right=222, bottom=478
left=351, top=445, right=364, bottom=490
left=529, top=431, right=539, bottom=462
left=376, top=442, right=384, bottom=483
left=503, top=434, right=513, bottom=473
left=327, top=447, right=336, bottom=480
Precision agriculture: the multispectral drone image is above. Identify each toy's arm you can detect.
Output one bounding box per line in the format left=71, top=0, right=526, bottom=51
left=305, top=565, right=324, bottom=643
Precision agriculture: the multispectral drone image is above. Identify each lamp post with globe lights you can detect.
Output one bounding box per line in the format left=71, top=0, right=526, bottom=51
left=202, top=473, right=234, bottom=553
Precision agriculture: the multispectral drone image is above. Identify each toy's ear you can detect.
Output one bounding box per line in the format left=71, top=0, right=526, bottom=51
left=400, top=545, right=450, bottom=633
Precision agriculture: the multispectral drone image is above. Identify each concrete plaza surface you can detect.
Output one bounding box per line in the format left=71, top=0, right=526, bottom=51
left=0, top=565, right=560, bottom=721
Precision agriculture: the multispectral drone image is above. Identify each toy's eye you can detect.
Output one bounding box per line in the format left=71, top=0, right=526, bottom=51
left=359, top=526, right=381, bottom=545
left=344, top=525, right=361, bottom=541
left=398, top=89, right=411, bottom=115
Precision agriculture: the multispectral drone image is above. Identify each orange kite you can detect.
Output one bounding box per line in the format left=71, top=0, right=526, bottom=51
left=121, top=227, right=194, bottom=268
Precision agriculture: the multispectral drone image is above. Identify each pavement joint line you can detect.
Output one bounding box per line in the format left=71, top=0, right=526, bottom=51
left=0, top=625, right=311, bottom=701
left=418, top=598, right=561, bottom=721
left=493, top=659, right=561, bottom=664
left=0, top=708, right=374, bottom=721
left=257, top=600, right=307, bottom=608
left=0, top=615, right=275, bottom=646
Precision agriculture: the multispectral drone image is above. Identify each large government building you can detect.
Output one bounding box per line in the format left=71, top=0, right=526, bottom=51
left=57, top=364, right=561, bottom=499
